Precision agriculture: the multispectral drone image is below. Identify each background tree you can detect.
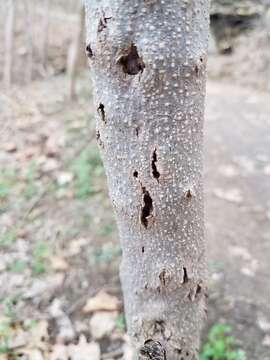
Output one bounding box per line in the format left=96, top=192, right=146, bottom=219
left=85, top=1, right=209, bottom=359
left=4, top=0, right=15, bottom=88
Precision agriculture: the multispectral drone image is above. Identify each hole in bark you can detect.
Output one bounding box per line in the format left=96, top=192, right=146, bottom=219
left=141, top=187, right=153, bottom=228
left=135, top=126, right=140, bottom=137
left=116, top=43, right=145, bottom=75
left=97, top=12, right=112, bottom=32
left=183, top=267, right=188, bottom=284
left=142, top=246, right=145, bottom=253
left=85, top=44, right=93, bottom=58
left=152, top=148, right=160, bottom=181
left=185, top=189, right=192, bottom=199
left=133, top=170, right=138, bottom=178
left=97, top=103, right=106, bottom=123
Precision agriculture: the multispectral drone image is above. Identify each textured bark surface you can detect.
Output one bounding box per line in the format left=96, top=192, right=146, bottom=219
left=85, top=1, right=209, bottom=359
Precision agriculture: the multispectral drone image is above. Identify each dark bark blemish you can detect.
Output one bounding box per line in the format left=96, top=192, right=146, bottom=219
left=159, top=269, right=171, bottom=287
left=116, top=43, right=145, bottom=75
left=188, top=283, right=203, bottom=302
left=135, top=126, right=140, bottom=137
left=185, top=189, right=192, bottom=199
left=133, top=170, right=138, bottom=178
left=195, top=284, right=202, bottom=297
left=152, top=148, right=160, bottom=181
left=85, top=44, right=93, bottom=58
left=141, top=187, right=153, bottom=228
left=142, top=246, right=145, bottom=253
left=183, top=267, right=188, bottom=284
left=195, top=57, right=204, bottom=75
left=97, top=103, right=106, bottom=123
left=97, top=11, right=112, bottom=33
left=96, top=130, right=104, bottom=148
left=144, top=0, right=158, bottom=5
left=139, top=339, right=166, bottom=360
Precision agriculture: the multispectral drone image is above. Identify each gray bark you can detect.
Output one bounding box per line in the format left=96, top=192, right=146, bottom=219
left=85, top=1, right=209, bottom=359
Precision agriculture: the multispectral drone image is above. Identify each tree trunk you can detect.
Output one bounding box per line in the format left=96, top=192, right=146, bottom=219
left=41, top=0, right=49, bottom=70
left=85, top=1, right=209, bottom=359
left=23, top=0, right=33, bottom=83
left=4, top=0, right=15, bottom=88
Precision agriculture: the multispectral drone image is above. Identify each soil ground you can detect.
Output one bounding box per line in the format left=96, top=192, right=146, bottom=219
left=0, top=4, right=270, bottom=359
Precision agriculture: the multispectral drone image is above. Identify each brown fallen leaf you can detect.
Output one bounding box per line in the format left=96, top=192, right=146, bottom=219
left=82, top=290, right=121, bottom=314
left=89, top=311, right=118, bottom=339
left=50, top=344, right=68, bottom=360
left=17, top=228, right=29, bottom=239
left=20, top=349, right=44, bottom=360
left=68, top=336, right=100, bottom=360
left=49, top=299, right=75, bottom=342
left=50, top=256, right=70, bottom=271
left=3, top=142, right=17, bottom=153
left=29, top=320, right=49, bottom=350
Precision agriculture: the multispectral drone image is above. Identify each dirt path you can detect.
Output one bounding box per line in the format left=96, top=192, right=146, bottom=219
left=205, top=81, right=270, bottom=359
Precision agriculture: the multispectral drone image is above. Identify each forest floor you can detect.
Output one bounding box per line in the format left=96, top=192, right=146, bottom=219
left=1, top=70, right=270, bottom=360
left=1, top=4, right=270, bottom=356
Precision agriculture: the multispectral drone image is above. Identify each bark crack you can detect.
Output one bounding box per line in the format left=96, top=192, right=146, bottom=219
left=85, top=43, right=93, bottom=58
left=97, top=11, right=112, bottom=33
left=182, top=267, right=189, bottom=284
left=141, top=187, right=153, bottom=228
left=97, top=103, right=106, bottom=123
left=152, top=148, right=160, bottom=181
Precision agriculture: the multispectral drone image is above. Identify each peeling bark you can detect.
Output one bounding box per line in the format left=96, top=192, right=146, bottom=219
left=85, top=0, right=209, bottom=358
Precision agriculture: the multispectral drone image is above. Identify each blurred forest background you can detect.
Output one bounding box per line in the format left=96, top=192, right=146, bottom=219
left=0, top=1, right=270, bottom=359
